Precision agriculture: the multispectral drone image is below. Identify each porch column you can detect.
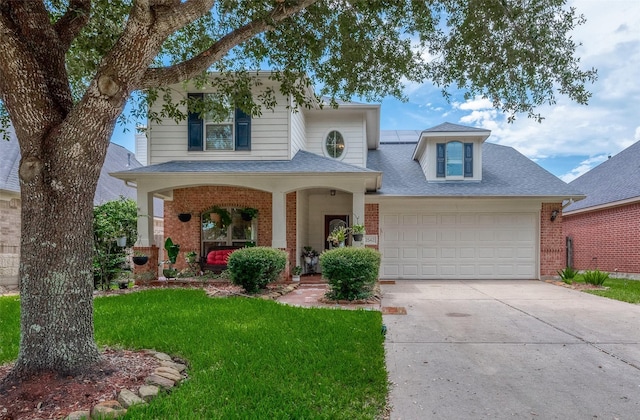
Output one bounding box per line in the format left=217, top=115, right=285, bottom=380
left=272, top=190, right=287, bottom=249
left=136, top=188, right=155, bottom=247
left=352, top=191, right=365, bottom=247
left=352, top=191, right=365, bottom=226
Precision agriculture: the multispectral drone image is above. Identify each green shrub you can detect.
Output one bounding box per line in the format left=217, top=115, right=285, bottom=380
left=320, top=247, right=381, bottom=301
left=582, top=270, right=609, bottom=286
left=558, top=266, right=578, bottom=284
left=92, top=197, right=138, bottom=290
left=227, top=247, right=287, bottom=293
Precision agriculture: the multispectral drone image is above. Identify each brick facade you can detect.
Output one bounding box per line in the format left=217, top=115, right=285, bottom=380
left=540, top=203, right=565, bottom=278
left=364, top=203, right=379, bottom=250
left=136, top=186, right=295, bottom=279
left=563, top=202, right=640, bottom=275
left=0, top=194, right=21, bottom=288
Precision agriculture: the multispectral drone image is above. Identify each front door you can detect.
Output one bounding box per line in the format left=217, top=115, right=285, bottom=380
left=324, top=215, right=349, bottom=249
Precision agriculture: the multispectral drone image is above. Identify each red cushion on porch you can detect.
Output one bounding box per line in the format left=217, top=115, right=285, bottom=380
left=206, top=249, right=234, bottom=265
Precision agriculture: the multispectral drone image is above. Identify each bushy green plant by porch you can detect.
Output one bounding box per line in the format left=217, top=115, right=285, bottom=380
left=92, top=197, right=138, bottom=290
left=320, top=247, right=381, bottom=301
left=227, top=247, right=287, bottom=293
left=0, top=290, right=388, bottom=418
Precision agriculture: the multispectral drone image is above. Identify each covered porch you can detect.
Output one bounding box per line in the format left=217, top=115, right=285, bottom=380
left=111, top=153, right=381, bottom=280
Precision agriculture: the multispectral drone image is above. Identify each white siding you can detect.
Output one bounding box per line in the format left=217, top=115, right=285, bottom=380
left=134, top=132, right=148, bottom=166
left=290, top=105, right=306, bottom=158
left=305, top=110, right=368, bottom=168
left=148, top=81, right=292, bottom=164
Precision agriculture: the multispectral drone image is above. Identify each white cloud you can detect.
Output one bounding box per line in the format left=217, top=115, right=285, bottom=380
left=559, top=155, right=609, bottom=183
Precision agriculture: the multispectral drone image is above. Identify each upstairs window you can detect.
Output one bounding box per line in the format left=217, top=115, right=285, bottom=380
left=325, top=130, right=345, bottom=159
left=188, top=93, right=251, bottom=152
left=437, top=142, right=473, bottom=178
left=205, top=102, right=233, bottom=150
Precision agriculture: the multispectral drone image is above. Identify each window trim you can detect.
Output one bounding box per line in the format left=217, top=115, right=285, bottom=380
left=436, top=141, right=474, bottom=179
left=187, top=92, right=251, bottom=152
left=323, top=129, right=346, bottom=160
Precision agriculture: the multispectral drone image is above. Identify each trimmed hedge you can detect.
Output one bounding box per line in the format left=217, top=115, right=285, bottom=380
left=320, top=247, right=381, bottom=301
left=227, top=247, right=287, bottom=293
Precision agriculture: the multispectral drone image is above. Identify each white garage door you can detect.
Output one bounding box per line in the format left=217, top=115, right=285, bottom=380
left=380, top=211, right=537, bottom=279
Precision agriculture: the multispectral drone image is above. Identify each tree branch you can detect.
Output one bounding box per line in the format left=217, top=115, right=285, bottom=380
left=137, top=0, right=318, bottom=89
left=153, top=0, right=214, bottom=35
left=54, top=0, right=91, bottom=51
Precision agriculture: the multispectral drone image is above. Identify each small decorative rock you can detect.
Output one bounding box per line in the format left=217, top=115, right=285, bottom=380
left=91, top=400, right=127, bottom=419
left=154, top=366, right=182, bottom=382
left=65, top=410, right=91, bottom=420
left=152, top=351, right=173, bottom=361
left=160, top=360, right=187, bottom=372
left=146, top=373, right=175, bottom=389
left=117, top=388, right=146, bottom=408
left=138, top=384, right=160, bottom=402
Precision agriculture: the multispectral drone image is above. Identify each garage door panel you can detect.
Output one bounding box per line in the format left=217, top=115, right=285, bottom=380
left=403, top=214, right=418, bottom=225
left=402, top=265, right=418, bottom=276
left=402, top=248, right=418, bottom=259
left=380, top=209, right=537, bottom=280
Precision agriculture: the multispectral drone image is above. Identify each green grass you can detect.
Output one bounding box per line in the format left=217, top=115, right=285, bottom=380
left=0, top=289, right=388, bottom=419
left=573, top=275, right=640, bottom=304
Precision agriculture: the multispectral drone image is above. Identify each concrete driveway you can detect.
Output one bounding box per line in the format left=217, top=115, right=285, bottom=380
left=382, top=280, right=640, bottom=419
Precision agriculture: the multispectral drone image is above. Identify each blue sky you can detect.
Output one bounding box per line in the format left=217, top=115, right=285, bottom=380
left=112, top=0, right=640, bottom=182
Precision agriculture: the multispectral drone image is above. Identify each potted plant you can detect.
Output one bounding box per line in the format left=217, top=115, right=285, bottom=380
left=177, top=212, right=192, bottom=222
left=351, top=223, right=365, bottom=242
left=302, top=246, right=319, bottom=273
left=291, top=266, right=303, bottom=282
left=327, top=226, right=348, bottom=247
left=132, top=251, right=148, bottom=266
left=204, top=206, right=232, bottom=229
left=240, top=207, right=259, bottom=221
left=162, top=237, right=180, bottom=279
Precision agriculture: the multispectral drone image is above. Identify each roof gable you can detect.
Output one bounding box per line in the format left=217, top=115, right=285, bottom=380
left=367, top=142, right=583, bottom=198
left=564, top=140, right=640, bottom=212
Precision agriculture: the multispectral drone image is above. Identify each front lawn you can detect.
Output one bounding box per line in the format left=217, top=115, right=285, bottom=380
left=572, top=276, right=640, bottom=304
left=0, top=289, right=388, bottom=419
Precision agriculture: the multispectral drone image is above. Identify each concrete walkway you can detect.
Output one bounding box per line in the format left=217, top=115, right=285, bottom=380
left=382, top=280, right=640, bottom=419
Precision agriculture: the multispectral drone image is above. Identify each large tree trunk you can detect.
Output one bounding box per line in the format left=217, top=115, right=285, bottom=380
left=9, top=126, right=112, bottom=378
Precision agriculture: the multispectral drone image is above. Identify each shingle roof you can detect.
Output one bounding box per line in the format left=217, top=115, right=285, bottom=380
left=421, top=122, right=491, bottom=134
left=113, top=150, right=378, bottom=175
left=564, top=140, right=640, bottom=212
left=367, top=142, right=584, bottom=197
left=0, top=130, right=21, bottom=193
left=0, top=133, right=162, bottom=215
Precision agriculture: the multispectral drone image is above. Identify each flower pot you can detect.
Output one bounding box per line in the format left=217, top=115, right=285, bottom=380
left=163, top=268, right=178, bottom=279
left=132, top=256, right=149, bottom=266
left=178, top=213, right=192, bottom=222
left=116, top=236, right=127, bottom=247
left=352, top=233, right=364, bottom=242
left=304, top=256, right=311, bottom=264
left=292, top=275, right=301, bottom=282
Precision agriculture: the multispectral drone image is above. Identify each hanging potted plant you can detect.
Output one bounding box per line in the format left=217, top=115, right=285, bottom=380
left=177, top=212, right=192, bottom=222
left=204, top=206, right=232, bottom=229
left=351, top=223, right=365, bottom=242
left=132, top=251, right=148, bottom=266
left=240, top=207, right=259, bottom=221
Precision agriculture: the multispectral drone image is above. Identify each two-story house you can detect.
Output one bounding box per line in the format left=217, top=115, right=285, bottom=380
left=112, top=73, right=583, bottom=280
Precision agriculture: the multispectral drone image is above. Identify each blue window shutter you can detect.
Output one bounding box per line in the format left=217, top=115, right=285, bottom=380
left=436, top=143, right=445, bottom=177
left=464, top=143, right=473, bottom=177
left=187, top=93, right=203, bottom=151
left=235, top=107, right=251, bottom=150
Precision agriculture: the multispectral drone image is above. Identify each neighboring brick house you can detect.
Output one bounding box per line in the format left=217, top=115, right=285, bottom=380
left=112, top=73, right=583, bottom=281
left=563, top=140, right=640, bottom=278
left=0, top=129, right=164, bottom=289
